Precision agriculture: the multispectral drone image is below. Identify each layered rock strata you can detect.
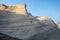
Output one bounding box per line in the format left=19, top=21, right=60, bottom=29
left=0, top=10, right=58, bottom=40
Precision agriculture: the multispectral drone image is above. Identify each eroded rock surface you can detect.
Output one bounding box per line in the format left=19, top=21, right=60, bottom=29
left=36, top=16, right=51, bottom=21
left=47, top=30, right=60, bottom=40
left=55, top=22, right=60, bottom=29
left=36, top=16, right=56, bottom=26
left=0, top=4, right=27, bottom=15
left=0, top=10, right=58, bottom=40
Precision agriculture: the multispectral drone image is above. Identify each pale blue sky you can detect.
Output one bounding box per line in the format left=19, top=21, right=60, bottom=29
left=0, top=0, right=60, bottom=22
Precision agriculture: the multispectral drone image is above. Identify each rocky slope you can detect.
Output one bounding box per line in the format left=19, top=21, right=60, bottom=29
left=0, top=33, right=22, bottom=40
left=47, top=22, right=60, bottom=40
left=0, top=4, right=59, bottom=40
left=0, top=10, right=58, bottom=40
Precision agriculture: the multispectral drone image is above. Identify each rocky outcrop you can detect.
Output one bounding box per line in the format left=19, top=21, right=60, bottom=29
left=36, top=16, right=56, bottom=27
left=36, top=16, right=51, bottom=21
left=55, top=22, right=60, bottom=25
left=0, top=10, right=58, bottom=40
left=55, top=22, right=60, bottom=29
left=0, top=4, right=27, bottom=15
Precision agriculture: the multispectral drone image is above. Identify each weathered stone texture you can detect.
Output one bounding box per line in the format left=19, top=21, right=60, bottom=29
left=36, top=16, right=51, bottom=21
left=55, top=22, right=60, bottom=29
left=0, top=4, right=27, bottom=15
left=0, top=10, right=58, bottom=40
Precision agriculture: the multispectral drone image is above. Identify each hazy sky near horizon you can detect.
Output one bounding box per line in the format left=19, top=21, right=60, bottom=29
left=0, top=0, right=60, bottom=22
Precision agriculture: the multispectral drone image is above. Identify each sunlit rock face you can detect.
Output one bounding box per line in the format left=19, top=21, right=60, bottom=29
left=55, top=22, right=60, bottom=25
left=37, top=16, right=51, bottom=21
left=36, top=16, right=56, bottom=26
left=0, top=4, right=7, bottom=10
left=0, top=4, right=27, bottom=15
left=55, top=22, right=60, bottom=29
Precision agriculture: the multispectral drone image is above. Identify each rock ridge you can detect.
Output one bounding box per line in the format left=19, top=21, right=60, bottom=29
left=0, top=4, right=27, bottom=15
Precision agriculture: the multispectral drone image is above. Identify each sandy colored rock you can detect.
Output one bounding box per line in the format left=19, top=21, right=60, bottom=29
left=37, top=16, right=51, bottom=21
left=36, top=16, right=57, bottom=27
left=0, top=4, right=6, bottom=10
left=55, top=22, right=60, bottom=29
left=0, top=4, right=27, bottom=15
left=55, top=22, right=60, bottom=25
